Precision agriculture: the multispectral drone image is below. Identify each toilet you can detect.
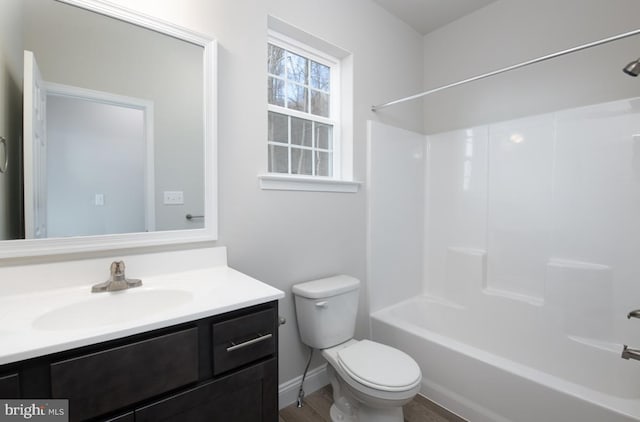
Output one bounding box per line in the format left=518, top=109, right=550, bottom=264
left=292, top=275, right=421, bottom=422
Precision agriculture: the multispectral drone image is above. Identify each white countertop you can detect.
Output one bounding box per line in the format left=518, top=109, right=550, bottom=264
left=0, top=265, right=284, bottom=365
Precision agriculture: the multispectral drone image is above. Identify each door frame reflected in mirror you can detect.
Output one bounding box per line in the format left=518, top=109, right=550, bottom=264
left=43, top=81, right=156, bottom=237
left=0, top=0, right=217, bottom=259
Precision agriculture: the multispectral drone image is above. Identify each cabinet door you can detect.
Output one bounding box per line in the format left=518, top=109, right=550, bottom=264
left=136, top=358, right=277, bottom=422
left=103, top=411, right=134, bottom=422
left=0, top=373, right=19, bottom=398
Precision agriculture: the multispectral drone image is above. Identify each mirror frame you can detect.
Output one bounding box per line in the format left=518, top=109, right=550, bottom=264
left=0, top=0, right=217, bottom=259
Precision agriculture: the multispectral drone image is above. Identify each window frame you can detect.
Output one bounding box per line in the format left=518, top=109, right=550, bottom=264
left=267, top=30, right=342, bottom=179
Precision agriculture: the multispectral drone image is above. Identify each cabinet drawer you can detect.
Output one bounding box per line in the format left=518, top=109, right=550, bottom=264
left=0, top=373, right=19, bottom=398
left=51, top=328, right=198, bottom=421
left=212, top=308, right=275, bottom=375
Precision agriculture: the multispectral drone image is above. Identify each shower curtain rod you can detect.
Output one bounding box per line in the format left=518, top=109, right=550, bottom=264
left=371, top=27, right=640, bottom=112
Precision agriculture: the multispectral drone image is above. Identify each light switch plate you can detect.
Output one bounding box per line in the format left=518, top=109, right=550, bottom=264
left=163, top=191, right=184, bottom=205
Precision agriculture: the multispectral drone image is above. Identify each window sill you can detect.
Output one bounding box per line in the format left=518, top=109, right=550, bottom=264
left=258, top=174, right=362, bottom=193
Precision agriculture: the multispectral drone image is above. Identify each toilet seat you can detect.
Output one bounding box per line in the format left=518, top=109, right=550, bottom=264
left=336, top=340, right=421, bottom=392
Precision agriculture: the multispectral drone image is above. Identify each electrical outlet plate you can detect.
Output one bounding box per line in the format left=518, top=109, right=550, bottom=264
left=163, top=191, right=184, bottom=205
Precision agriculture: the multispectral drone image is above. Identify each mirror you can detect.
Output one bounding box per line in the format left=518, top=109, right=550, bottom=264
left=0, top=0, right=217, bottom=258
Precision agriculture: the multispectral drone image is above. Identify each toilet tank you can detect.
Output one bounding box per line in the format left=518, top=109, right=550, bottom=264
left=292, top=275, right=360, bottom=349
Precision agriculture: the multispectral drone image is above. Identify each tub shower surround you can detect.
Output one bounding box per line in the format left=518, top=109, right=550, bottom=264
left=368, top=97, right=640, bottom=421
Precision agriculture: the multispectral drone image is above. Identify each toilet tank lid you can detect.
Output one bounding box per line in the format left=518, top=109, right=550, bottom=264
left=292, top=275, right=360, bottom=299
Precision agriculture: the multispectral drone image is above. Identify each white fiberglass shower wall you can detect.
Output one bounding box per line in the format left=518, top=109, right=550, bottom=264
left=367, top=98, right=640, bottom=420
left=426, top=96, right=640, bottom=369
left=425, top=99, right=640, bottom=325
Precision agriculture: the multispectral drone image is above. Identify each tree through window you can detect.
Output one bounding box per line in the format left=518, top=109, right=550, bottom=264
left=267, top=33, right=339, bottom=177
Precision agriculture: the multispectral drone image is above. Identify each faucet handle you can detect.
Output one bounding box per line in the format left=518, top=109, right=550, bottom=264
left=628, top=310, right=640, bottom=319
left=110, top=261, right=126, bottom=279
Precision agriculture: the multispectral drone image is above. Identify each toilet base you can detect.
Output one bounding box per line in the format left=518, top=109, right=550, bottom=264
left=330, top=403, right=354, bottom=422
left=327, top=364, right=406, bottom=422
left=329, top=403, right=403, bottom=422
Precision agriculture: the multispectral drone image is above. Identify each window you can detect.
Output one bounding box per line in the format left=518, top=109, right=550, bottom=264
left=267, top=32, right=339, bottom=178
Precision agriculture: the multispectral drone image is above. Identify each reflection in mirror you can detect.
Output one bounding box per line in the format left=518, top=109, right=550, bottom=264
left=45, top=86, right=153, bottom=238
left=22, top=0, right=204, bottom=239
left=0, top=0, right=216, bottom=257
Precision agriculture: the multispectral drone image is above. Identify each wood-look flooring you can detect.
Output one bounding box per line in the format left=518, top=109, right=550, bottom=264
left=279, top=385, right=467, bottom=422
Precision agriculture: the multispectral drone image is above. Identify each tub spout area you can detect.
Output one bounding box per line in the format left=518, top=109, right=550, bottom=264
left=627, top=309, right=640, bottom=319
left=621, top=345, right=640, bottom=361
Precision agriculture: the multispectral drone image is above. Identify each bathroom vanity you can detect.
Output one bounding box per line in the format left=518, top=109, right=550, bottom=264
left=0, top=247, right=284, bottom=422
left=0, top=302, right=278, bottom=421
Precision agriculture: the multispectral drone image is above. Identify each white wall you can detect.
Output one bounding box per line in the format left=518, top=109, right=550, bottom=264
left=46, top=96, right=146, bottom=237
left=24, top=0, right=204, bottom=232
left=366, top=121, right=424, bottom=313
left=424, top=126, right=488, bottom=301
left=0, top=0, right=23, bottom=240
left=97, top=0, right=425, bottom=391
left=422, top=0, right=640, bottom=134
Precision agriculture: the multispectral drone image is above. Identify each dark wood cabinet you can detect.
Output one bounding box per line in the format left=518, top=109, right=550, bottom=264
left=52, top=328, right=199, bottom=421
left=103, top=412, right=134, bottom=422
left=0, top=373, right=19, bottom=398
left=136, top=357, right=277, bottom=422
left=0, top=301, right=279, bottom=422
left=212, top=307, right=276, bottom=375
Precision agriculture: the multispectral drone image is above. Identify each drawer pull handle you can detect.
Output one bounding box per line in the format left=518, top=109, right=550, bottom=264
left=227, top=333, right=273, bottom=352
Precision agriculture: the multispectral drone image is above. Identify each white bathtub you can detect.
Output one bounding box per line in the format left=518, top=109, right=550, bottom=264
left=371, top=296, right=640, bottom=422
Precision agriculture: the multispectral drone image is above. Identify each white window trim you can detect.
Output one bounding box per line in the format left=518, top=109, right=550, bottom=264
left=261, top=28, right=361, bottom=193
left=258, top=173, right=360, bottom=193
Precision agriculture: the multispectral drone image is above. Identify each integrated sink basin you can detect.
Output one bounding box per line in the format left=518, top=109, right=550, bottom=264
left=0, top=250, right=285, bottom=367
left=33, top=288, right=194, bottom=331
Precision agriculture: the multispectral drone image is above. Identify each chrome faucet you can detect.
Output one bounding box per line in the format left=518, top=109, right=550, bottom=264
left=91, top=261, right=142, bottom=293
left=622, top=345, right=640, bottom=361
left=622, top=310, right=640, bottom=361
left=628, top=309, right=640, bottom=319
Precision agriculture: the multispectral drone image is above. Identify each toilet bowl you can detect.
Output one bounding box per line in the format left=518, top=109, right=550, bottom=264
left=292, top=275, right=422, bottom=422
left=322, top=339, right=421, bottom=422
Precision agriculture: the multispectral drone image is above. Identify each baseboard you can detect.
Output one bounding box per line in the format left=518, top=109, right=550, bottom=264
left=279, top=364, right=329, bottom=409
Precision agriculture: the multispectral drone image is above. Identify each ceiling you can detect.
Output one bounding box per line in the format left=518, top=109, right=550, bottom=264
left=373, top=0, right=497, bottom=35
